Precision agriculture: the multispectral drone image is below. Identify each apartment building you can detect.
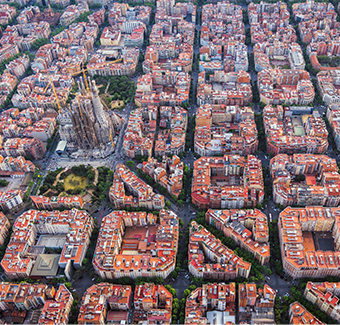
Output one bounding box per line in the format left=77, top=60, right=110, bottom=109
left=300, top=19, right=340, bottom=45
left=248, top=2, right=296, bottom=44
left=289, top=301, right=323, bottom=324
left=123, top=105, right=187, bottom=158
left=293, top=0, right=339, bottom=71
left=0, top=212, right=10, bottom=245
left=206, top=209, right=270, bottom=265
left=0, top=137, right=45, bottom=159
left=52, top=22, right=98, bottom=51
left=93, top=210, right=179, bottom=279
left=185, top=283, right=236, bottom=325
left=0, top=72, right=17, bottom=95
left=201, top=2, right=244, bottom=46
left=23, top=118, right=56, bottom=142
left=106, top=3, right=151, bottom=48
left=0, top=283, right=73, bottom=324
left=0, top=156, right=35, bottom=174
left=308, top=38, right=340, bottom=71
left=31, top=196, right=84, bottom=210
left=156, top=0, right=196, bottom=23
left=1, top=209, right=94, bottom=279
left=109, top=3, right=151, bottom=27
left=60, top=2, right=89, bottom=27
left=155, top=106, right=188, bottom=156
left=143, top=42, right=193, bottom=74
left=271, top=154, right=340, bottom=207
left=150, top=20, right=195, bottom=46
left=107, top=19, right=145, bottom=44
left=0, top=108, right=53, bottom=155
left=327, top=103, right=340, bottom=151
left=0, top=21, right=51, bottom=51
left=0, top=44, right=19, bottom=66
left=317, top=70, right=340, bottom=106
left=254, top=42, right=305, bottom=72
left=0, top=189, right=23, bottom=211
left=199, top=2, right=246, bottom=74
left=304, top=281, right=340, bottom=322
left=292, top=0, right=337, bottom=23
left=224, top=41, right=248, bottom=72
left=239, top=283, right=276, bottom=324
left=192, top=155, right=264, bottom=209
left=16, top=6, right=40, bottom=24
left=0, top=72, right=16, bottom=106
left=189, top=221, right=251, bottom=279
left=6, top=54, right=30, bottom=78
left=87, top=47, right=139, bottom=77
left=39, top=284, right=73, bottom=324
left=258, top=69, right=315, bottom=105
left=279, top=206, right=340, bottom=278
left=263, top=105, right=328, bottom=155
left=44, top=0, right=70, bottom=6
left=197, top=70, right=252, bottom=106
left=0, top=4, right=16, bottom=25
left=142, top=155, right=184, bottom=198
left=194, top=104, right=258, bottom=156
left=123, top=106, right=157, bottom=158
left=109, top=163, right=165, bottom=210
left=134, top=283, right=172, bottom=324
left=99, top=26, right=122, bottom=46
left=88, top=9, right=105, bottom=26
left=135, top=70, right=190, bottom=107
left=12, top=73, right=73, bottom=110
left=32, top=43, right=88, bottom=75
left=248, top=2, right=290, bottom=28
left=78, top=284, right=132, bottom=324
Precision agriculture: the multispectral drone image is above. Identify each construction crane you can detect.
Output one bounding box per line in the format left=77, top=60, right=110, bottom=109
left=43, top=78, right=62, bottom=114
left=109, top=130, right=114, bottom=147
left=68, top=58, right=124, bottom=95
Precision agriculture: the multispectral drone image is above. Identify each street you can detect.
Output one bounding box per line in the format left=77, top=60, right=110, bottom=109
left=12, top=2, right=340, bottom=318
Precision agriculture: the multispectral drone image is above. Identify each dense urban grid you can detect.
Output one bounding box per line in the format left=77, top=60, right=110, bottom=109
left=0, top=0, right=339, bottom=323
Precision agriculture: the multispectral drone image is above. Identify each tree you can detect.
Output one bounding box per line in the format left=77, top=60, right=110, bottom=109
left=192, top=277, right=201, bottom=285
left=164, top=285, right=177, bottom=297
left=73, top=11, right=92, bottom=24
left=64, top=282, right=72, bottom=290
left=183, top=289, right=191, bottom=298
left=82, top=258, right=89, bottom=266
left=170, top=270, right=178, bottom=278
left=294, top=174, right=305, bottom=182
left=188, top=285, right=196, bottom=291
left=165, top=200, right=171, bottom=208
left=55, top=182, right=64, bottom=193
left=0, top=179, right=9, bottom=187
left=87, top=172, right=95, bottom=182
left=126, top=160, right=135, bottom=169
left=31, top=38, right=49, bottom=51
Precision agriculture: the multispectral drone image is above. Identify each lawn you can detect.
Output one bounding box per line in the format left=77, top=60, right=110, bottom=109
left=64, top=174, right=88, bottom=191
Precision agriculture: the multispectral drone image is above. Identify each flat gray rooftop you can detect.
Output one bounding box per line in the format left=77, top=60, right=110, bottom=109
left=36, top=235, right=66, bottom=248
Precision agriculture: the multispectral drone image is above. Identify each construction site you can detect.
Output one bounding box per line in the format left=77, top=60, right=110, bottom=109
left=58, top=76, right=122, bottom=158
